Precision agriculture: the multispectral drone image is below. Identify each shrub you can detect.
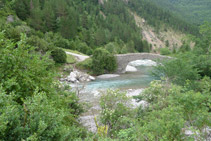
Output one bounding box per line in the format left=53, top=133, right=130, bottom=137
left=51, top=48, right=67, bottom=63
left=133, top=80, right=210, bottom=140
left=0, top=86, right=85, bottom=140
left=100, top=90, right=134, bottom=137
left=0, top=31, right=86, bottom=140
left=76, top=58, right=93, bottom=70
left=0, top=33, right=54, bottom=101
left=77, top=42, right=93, bottom=55
left=153, top=56, right=200, bottom=86
left=92, top=48, right=117, bottom=75
left=27, top=35, right=52, bottom=52
left=160, top=47, right=171, bottom=55
left=54, top=37, right=71, bottom=49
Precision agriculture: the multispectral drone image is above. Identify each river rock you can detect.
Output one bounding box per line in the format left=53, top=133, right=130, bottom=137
left=7, top=15, right=14, bottom=23
left=125, top=65, right=137, bottom=72
left=64, top=70, right=95, bottom=83
left=97, top=74, right=119, bottom=79
left=89, top=76, right=95, bottom=81
left=67, top=75, right=77, bottom=82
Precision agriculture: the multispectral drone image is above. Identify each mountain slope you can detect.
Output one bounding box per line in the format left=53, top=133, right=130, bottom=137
left=149, top=0, right=211, bottom=24
left=1, top=0, right=198, bottom=55
left=132, top=12, right=187, bottom=52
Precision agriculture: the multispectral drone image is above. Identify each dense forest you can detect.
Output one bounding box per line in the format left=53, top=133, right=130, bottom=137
left=128, top=0, right=199, bottom=35
left=150, top=0, right=211, bottom=25
left=0, top=0, right=200, bottom=56
left=0, top=0, right=210, bottom=140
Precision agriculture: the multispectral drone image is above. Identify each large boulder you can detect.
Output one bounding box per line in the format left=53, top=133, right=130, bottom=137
left=64, top=70, right=95, bottom=83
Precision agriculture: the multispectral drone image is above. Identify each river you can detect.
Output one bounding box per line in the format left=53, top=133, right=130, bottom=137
left=78, top=59, right=158, bottom=132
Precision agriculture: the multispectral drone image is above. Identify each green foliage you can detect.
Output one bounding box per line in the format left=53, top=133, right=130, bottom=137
left=133, top=80, right=211, bottom=140
left=76, top=58, right=93, bottom=71
left=150, top=0, right=211, bottom=24
left=0, top=33, right=54, bottom=101
left=66, top=54, right=76, bottom=64
left=153, top=54, right=200, bottom=86
left=99, top=90, right=135, bottom=137
left=27, top=35, right=52, bottom=52
left=51, top=48, right=67, bottom=64
left=92, top=48, right=117, bottom=75
left=11, top=0, right=150, bottom=53
left=0, top=86, right=85, bottom=141
left=0, top=31, right=86, bottom=140
left=160, top=47, right=171, bottom=55
left=128, top=0, right=199, bottom=35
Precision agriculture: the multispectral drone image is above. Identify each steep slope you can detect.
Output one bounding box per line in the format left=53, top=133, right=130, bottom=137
left=150, top=0, right=211, bottom=24
left=132, top=12, right=188, bottom=52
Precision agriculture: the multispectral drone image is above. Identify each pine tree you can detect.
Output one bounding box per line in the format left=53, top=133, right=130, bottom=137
left=43, top=1, right=57, bottom=31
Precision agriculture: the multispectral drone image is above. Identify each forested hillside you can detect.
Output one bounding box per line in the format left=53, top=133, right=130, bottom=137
left=128, top=0, right=199, bottom=35
left=150, top=0, right=211, bottom=25
left=1, top=0, right=199, bottom=56
left=0, top=0, right=210, bottom=140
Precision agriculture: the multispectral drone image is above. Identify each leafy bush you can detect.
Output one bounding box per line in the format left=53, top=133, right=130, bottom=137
left=5, top=25, right=21, bottom=42
left=54, top=36, right=71, bottom=49
left=153, top=55, right=200, bottom=86
left=27, top=35, right=52, bottom=52
left=76, top=58, right=93, bottom=70
left=133, top=80, right=210, bottom=140
left=51, top=48, right=67, bottom=63
left=92, top=48, right=117, bottom=75
left=0, top=33, right=54, bottom=101
left=160, top=47, right=171, bottom=55
left=77, top=42, right=93, bottom=55
left=0, top=86, right=85, bottom=140
left=0, top=32, right=86, bottom=140
left=99, top=90, right=135, bottom=137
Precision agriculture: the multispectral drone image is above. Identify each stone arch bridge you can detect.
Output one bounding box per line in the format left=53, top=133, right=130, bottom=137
left=115, top=53, right=171, bottom=73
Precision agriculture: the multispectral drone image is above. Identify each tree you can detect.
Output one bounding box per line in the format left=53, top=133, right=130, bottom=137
left=58, top=8, right=78, bottom=39
left=51, top=48, right=67, bottom=63
left=92, top=48, right=117, bottom=75
left=14, top=0, right=30, bottom=20
left=28, top=0, right=44, bottom=31
left=199, top=22, right=211, bottom=53
left=43, top=1, right=57, bottom=31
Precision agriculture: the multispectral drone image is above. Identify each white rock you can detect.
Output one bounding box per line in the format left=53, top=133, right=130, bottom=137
left=125, top=65, right=137, bottom=72
left=70, top=72, right=77, bottom=78
left=67, top=76, right=77, bottom=82
left=89, top=76, right=95, bottom=81
left=79, top=76, right=87, bottom=82
left=7, top=15, right=14, bottom=23
left=97, top=74, right=120, bottom=79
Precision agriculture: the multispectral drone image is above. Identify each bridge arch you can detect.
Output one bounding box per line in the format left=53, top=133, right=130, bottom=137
left=115, top=53, right=171, bottom=73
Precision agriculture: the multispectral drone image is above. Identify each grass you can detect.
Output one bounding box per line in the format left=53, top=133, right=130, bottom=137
left=63, top=48, right=87, bottom=56
left=66, top=54, right=76, bottom=64
left=76, top=58, right=92, bottom=70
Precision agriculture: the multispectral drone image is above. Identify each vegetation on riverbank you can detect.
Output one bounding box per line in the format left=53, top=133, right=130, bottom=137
left=89, top=22, right=211, bottom=140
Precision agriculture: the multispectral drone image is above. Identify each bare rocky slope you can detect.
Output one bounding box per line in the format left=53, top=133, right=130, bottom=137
left=132, top=12, right=188, bottom=53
